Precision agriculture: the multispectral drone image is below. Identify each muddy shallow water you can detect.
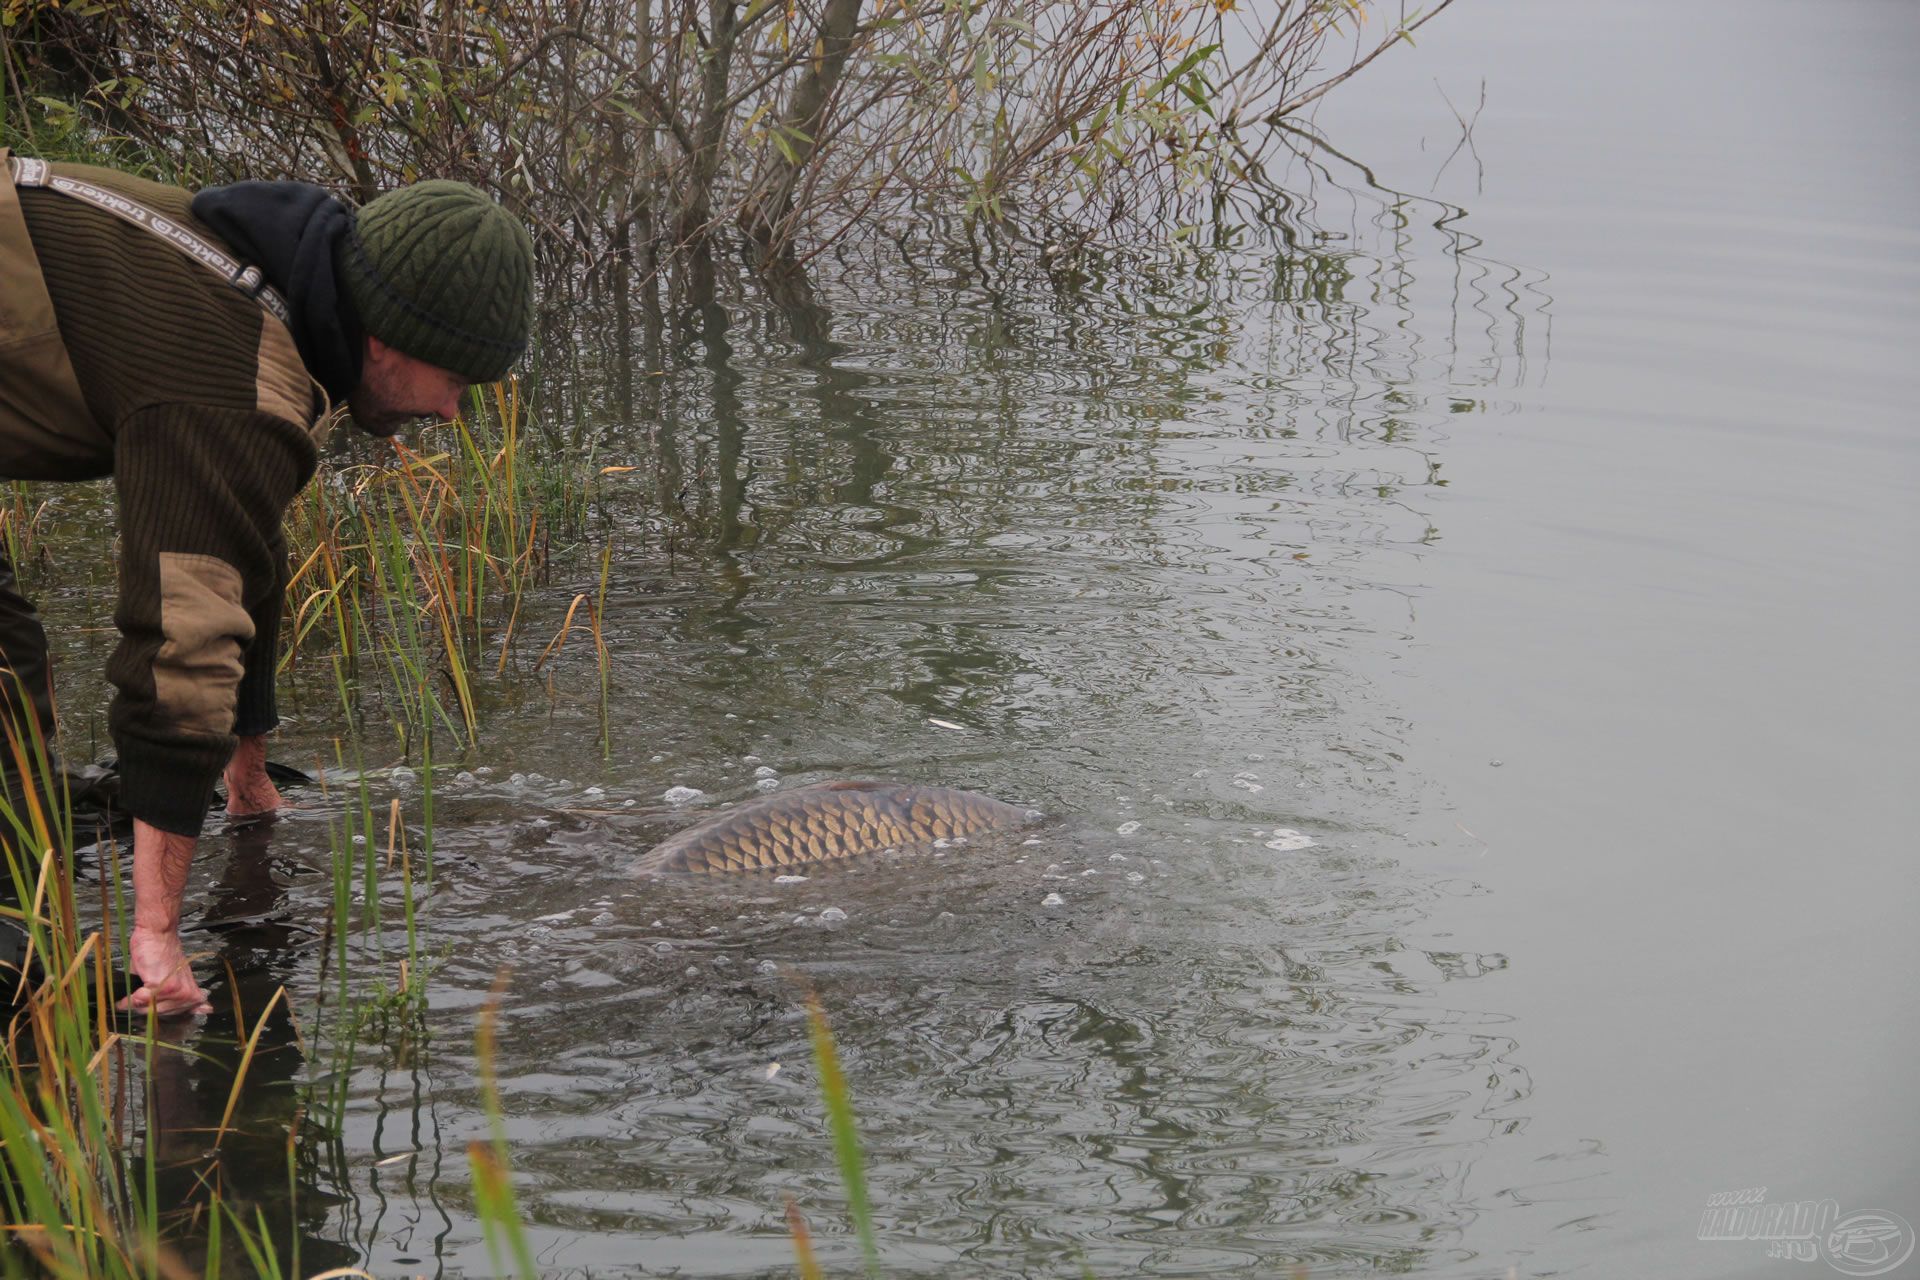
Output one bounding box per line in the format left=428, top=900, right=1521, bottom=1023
left=36, top=0, right=1919, bottom=1275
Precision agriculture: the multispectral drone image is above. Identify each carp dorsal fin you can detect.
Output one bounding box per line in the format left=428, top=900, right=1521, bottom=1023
left=822, top=779, right=892, bottom=792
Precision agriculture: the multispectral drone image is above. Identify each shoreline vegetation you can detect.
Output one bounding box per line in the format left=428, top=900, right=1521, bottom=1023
left=1, top=2, right=1455, bottom=1274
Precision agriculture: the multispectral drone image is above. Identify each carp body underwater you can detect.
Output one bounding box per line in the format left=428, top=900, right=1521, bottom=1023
left=634, top=780, right=1040, bottom=875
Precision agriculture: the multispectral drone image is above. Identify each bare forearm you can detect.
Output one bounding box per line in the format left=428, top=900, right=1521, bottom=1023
left=132, top=818, right=197, bottom=933
left=123, top=819, right=211, bottom=1016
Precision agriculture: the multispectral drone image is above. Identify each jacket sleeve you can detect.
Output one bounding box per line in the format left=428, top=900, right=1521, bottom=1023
left=231, top=526, right=289, bottom=740
left=107, top=403, right=316, bottom=835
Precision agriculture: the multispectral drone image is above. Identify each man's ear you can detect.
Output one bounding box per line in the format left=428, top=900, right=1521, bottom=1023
left=365, top=334, right=394, bottom=368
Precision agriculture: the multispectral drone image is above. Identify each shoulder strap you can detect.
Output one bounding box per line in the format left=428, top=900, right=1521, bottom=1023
left=8, top=156, right=292, bottom=327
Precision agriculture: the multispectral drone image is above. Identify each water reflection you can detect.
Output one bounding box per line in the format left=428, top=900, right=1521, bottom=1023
left=119, top=828, right=354, bottom=1278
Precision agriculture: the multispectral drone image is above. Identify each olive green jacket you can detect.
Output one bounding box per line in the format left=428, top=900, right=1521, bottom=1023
left=0, top=153, right=327, bottom=835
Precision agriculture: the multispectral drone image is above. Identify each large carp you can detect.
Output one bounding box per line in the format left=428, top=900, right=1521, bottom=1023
left=636, top=780, right=1035, bottom=874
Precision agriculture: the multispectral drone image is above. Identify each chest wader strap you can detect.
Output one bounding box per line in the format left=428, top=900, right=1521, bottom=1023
left=7, top=156, right=293, bottom=328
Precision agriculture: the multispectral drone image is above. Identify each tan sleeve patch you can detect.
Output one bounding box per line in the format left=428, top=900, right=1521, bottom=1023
left=255, top=309, right=322, bottom=437
left=153, top=551, right=255, bottom=738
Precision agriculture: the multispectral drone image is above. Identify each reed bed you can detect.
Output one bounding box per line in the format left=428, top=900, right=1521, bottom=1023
left=282, top=379, right=605, bottom=754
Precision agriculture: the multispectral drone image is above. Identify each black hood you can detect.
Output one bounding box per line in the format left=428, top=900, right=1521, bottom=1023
left=190, top=181, right=362, bottom=403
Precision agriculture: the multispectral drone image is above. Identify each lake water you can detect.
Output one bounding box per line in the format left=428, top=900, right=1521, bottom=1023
left=45, top=0, right=1918, bottom=1275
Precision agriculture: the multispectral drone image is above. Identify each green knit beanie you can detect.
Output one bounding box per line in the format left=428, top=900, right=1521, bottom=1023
left=342, top=180, right=534, bottom=383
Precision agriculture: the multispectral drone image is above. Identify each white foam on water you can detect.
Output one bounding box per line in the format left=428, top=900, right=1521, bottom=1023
left=755, top=778, right=781, bottom=793
left=1041, top=893, right=1065, bottom=907
left=774, top=875, right=808, bottom=884
left=818, top=907, right=848, bottom=923
left=753, top=765, right=778, bottom=779
left=1264, top=829, right=1317, bottom=851
left=1117, top=821, right=1141, bottom=836
left=663, top=785, right=705, bottom=804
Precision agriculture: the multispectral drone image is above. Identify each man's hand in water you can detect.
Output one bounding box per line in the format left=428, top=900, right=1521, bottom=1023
left=119, top=820, right=212, bottom=1018
left=224, top=734, right=283, bottom=819
left=122, top=923, right=211, bottom=1018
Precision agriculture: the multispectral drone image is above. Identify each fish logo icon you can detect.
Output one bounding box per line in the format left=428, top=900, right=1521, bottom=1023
left=1824, top=1211, right=1916, bottom=1277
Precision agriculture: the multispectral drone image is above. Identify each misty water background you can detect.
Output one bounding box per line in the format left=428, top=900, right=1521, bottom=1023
left=25, top=0, right=1917, bottom=1274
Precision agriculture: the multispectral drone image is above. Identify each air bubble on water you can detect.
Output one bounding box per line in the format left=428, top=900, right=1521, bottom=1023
left=654, top=942, right=673, bottom=954
left=455, top=771, right=476, bottom=785
left=530, top=817, right=551, bottom=829
left=712, top=955, right=733, bottom=966
left=591, top=912, right=614, bottom=926
left=583, top=786, right=605, bottom=799
left=937, top=911, right=956, bottom=921
left=508, top=772, right=527, bottom=787
left=685, top=966, right=700, bottom=977
left=622, top=799, right=636, bottom=808
left=649, top=754, right=667, bottom=764
left=1025, top=809, right=1046, bottom=821
left=1022, top=837, right=1042, bottom=846
left=1117, top=821, right=1141, bottom=836
left=652, top=920, right=665, bottom=928
left=1246, top=753, right=1266, bottom=762
left=933, top=838, right=951, bottom=849
left=792, top=914, right=809, bottom=926
left=756, top=960, right=778, bottom=975
left=1265, top=830, right=1317, bottom=852
left=528, top=773, right=548, bottom=785
left=557, top=778, right=573, bottom=789
left=664, top=785, right=705, bottom=805
left=1489, top=760, right=1504, bottom=768
left=952, top=836, right=968, bottom=846
left=754, top=765, right=778, bottom=779
left=475, top=766, right=495, bottom=778
left=390, top=767, right=415, bottom=788
left=1126, top=871, right=1146, bottom=884
left=724, top=713, right=738, bottom=719
left=1041, top=893, right=1065, bottom=907
left=755, top=778, right=781, bottom=793
left=351, top=834, right=366, bottom=846
left=1046, top=864, right=1063, bottom=874
left=1080, top=868, right=1099, bottom=876
left=819, top=907, right=848, bottom=923
left=743, top=755, right=762, bottom=765
left=1109, top=853, right=1128, bottom=862
left=774, top=874, right=808, bottom=884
